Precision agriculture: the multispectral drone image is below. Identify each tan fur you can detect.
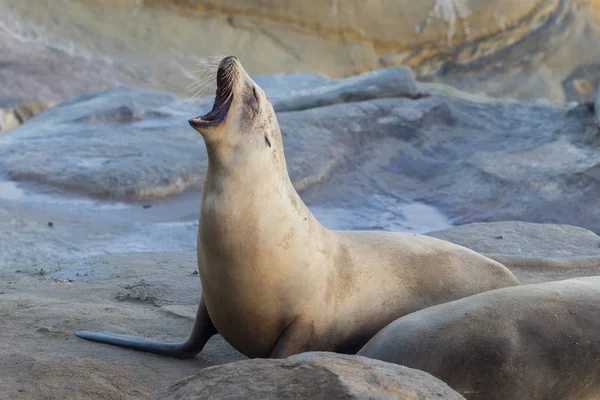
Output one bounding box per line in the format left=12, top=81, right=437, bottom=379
left=76, top=56, right=520, bottom=359
left=191, top=57, right=520, bottom=359
left=358, top=277, right=600, bottom=400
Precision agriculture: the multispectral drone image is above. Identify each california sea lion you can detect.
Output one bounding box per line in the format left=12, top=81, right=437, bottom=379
left=76, top=56, right=519, bottom=358
left=358, top=276, right=600, bottom=400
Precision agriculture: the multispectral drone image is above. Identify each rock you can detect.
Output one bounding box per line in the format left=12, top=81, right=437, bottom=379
left=0, top=103, right=20, bottom=132
left=427, top=221, right=600, bottom=283
left=595, top=84, right=600, bottom=132
left=0, top=66, right=423, bottom=200
left=563, top=62, right=600, bottom=103
left=0, top=221, right=595, bottom=398
left=0, top=98, right=48, bottom=132
left=265, top=65, right=424, bottom=112
left=287, top=91, right=600, bottom=233
left=2, top=68, right=600, bottom=233
left=428, top=221, right=600, bottom=260
left=252, top=71, right=329, bottom=94
left=150, top=352, right=465, bottom=400
left=0, top=87, right=202, bottom=199
left=0, top=252, right=245, bottom=399
left=0, top=5, right=140, bottom=105
left=156, top=0, right=600, bottom=101
left=1, top=0, right=600, bottom=102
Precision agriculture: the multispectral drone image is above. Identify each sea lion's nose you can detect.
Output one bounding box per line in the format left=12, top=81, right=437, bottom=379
left=221, top=55, right=237, bottom=66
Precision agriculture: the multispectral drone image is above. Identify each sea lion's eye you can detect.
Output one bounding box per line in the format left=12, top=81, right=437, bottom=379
left=253, top=87, right=259, bottom=103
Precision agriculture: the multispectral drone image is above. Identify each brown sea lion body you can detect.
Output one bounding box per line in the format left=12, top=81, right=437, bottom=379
left=358, top=277, right=600, bottom=400
left=76, top=56, right=519, bottom=358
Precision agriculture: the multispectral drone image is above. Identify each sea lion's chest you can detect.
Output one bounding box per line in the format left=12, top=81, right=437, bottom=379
left=196, top=186, right=329, bottom=356
left=197, top=247, right=295, bottom=357
left=196, top=200, right=302, bottom=356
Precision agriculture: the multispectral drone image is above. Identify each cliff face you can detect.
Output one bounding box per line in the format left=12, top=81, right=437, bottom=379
left=1, top=0, right=599, bottom=102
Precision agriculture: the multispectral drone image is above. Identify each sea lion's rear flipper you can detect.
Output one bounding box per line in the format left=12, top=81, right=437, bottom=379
left=75, top=297, right=217, bottom=359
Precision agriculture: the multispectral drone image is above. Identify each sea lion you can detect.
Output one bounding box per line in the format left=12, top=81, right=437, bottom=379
left=358, top=276, right=600, bottom=400
left=75, top=55, right=519, bottom=359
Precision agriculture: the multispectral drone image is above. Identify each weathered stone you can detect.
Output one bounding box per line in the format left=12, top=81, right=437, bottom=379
left=150, top=352, right=465, bottom=400
left=0, top=222, right=597, bottom=398
left=2, top=68, right=600, bottom=232
left=428, top=221, right=600, bottom=260
left=264, top=65, right=424, bottom=112
left=1, top=0, right=599, bottom=102
left=0, top=252, right=245, bottom=399
left=563, top=62, right=600, bottom=103
left=594, top=83, right=600, bottom=132
left=427, top=221, right=600, bottom=283
left=0, top=98, right=48, bottom=132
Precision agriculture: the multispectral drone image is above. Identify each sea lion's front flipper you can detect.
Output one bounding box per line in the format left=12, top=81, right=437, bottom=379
left=76, top=296, right=217, bottom=359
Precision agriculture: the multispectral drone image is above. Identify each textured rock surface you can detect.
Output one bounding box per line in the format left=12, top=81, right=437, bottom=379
left=150, top=352, right=465, bottom=400
left=428, top=221, right=600, bottom=283
left=1, top=222, right=600, bottom=399
left=0, top=252, right=245, bottom=400
left=2, top=66, right=599, bottom=233
left=0, top=99, right=47, bottom=132
left=0, top=65, right=420, bottom=199
left=429, top=221, right=600, bottom=259
left=595, top=84, right=600, bottom=129
left=1, top=0, right=599, bottom=102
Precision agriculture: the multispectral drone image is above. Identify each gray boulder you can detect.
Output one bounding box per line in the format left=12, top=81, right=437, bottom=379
left=150, top=352, right=465, bottom=400
left=263, top=65, right=424, bottom=112
left=428, top=221, right=600, bottom=260
left=428, top=221, right=600, bottom=283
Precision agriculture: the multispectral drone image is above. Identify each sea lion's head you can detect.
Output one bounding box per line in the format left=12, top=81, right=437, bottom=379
left=189, top=56, right=282, bottom=167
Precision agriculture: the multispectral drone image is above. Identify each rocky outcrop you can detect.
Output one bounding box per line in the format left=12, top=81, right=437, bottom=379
left=1, top=222, right=599, bottom=399
left=563, top=62, right=600, bottom=103
left=0, top=252, right=246, bottom=400
left=428, top=221, right=600, bottom=283
left=0, top=99, right=47, bottom=132
left=150, top=353, right=465, bottom=400
left=1, top=0, right=599, bottom=102
left=595, top=84, right=600, bottom=132
left=2, top=66, right=599, bottom=233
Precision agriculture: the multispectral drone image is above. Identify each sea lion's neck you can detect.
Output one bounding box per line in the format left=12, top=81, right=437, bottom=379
left=198, top=148, right=327, bottom=284
left=202, top=138, right=316, bottom=217
left=203, top=139, right=289, bottom=191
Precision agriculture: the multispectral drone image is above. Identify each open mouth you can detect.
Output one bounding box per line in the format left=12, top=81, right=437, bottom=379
left=189, top=56, right=236, bottom=128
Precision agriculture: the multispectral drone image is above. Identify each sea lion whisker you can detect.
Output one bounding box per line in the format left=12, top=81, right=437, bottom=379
left=188, top=78, right=218, bottom=98
left=187, top=76, right=216, bottom=92
left=186, top=79, right=214, bottom=93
